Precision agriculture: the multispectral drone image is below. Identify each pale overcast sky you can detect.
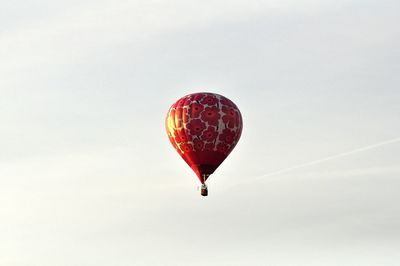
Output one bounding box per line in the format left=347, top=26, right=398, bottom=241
left=1, top=0, right=400, bottom=265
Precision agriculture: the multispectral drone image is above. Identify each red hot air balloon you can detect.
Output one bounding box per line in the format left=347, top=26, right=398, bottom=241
left=165, top=92, right=243, bottom=196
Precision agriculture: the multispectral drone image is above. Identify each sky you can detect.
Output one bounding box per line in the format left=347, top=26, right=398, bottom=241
left=1, top=0, right=400, bottom=265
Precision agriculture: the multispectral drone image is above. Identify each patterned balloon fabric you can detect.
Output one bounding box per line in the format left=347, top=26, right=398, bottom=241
left=166, top=92, right=243, bottom=183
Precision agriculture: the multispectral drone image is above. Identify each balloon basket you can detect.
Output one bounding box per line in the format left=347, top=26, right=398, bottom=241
left=200, top=184, right=208, bottom=197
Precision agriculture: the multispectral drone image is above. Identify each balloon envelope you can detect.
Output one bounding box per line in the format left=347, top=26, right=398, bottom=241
left=165, top=92, right=243, bottom=183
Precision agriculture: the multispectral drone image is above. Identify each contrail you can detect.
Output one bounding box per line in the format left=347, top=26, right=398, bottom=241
left=248, top=136, right=400, bottom=182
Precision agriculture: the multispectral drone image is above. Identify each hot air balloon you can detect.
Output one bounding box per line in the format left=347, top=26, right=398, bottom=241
left=165, top=92, right=243, bottom=196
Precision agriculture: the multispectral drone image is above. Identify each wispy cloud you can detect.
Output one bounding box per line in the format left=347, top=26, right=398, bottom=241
left=235, top=137, right=400, bottom=185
